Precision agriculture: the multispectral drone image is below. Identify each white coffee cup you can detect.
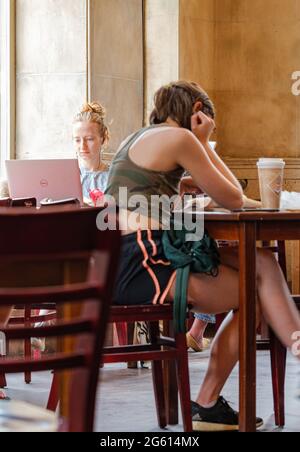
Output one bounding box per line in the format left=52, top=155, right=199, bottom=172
left=257, top=158, right=285, bottom=209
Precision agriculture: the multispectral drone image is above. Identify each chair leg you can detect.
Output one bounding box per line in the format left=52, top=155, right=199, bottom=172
left=215, top=313, right=226, bottom=332
left=162, top=319, right=178, bottom=425
left=24, top=338, right=32, bottom=384
left=0, top=339, right=9, bottom=389
left=149, top=322, right=167, bottom=429
left=24, top=306, right=31, bottom=384
left=164, top=360, right=179, bottom=425
left=270, top=329, right=286, bottom=427
left=127, top=323, right=138, bottom=369
left=114, top=322, right=128, bottom=346
left=270, top=240, right=287, bottom=427
left=152, top=360, right=167, bottom=428
left=175, top=332, right=193, bottom=432
left=0, top=356, right=7, bottom=388
left=47, top=372, right=59, bottom=411
left=187, top=312, right=194, bottom=331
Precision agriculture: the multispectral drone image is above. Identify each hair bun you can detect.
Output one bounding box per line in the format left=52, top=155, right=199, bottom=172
left=81, top=102, right=106, bottom=120
left=74, top=101, right=110, bottom=146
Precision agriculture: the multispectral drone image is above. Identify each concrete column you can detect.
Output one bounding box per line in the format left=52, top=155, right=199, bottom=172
left=179, top=0, right=215, bottom=93
left=144, top=0, right=179, bottom=122
left=90, top=0, right=144, bottom=154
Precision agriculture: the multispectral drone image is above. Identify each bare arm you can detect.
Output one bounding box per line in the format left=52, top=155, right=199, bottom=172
left=242, top=196, right=262, bottom=208
left=201, top=142, right=242, bottom=191
left=208, top=195, right=262, bottom=209
left=175, top=130, right=243, bottom=210
left=180, top=175, right=261, bottom=209
left=191, top=111, right=241, bottom=191
left=202, top=145, right=263, bottom=208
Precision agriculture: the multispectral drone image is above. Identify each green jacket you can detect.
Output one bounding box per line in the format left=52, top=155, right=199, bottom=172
left=162, top=227, right=220, bottom=333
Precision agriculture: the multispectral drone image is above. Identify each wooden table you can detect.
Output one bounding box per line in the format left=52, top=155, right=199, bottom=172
left=198, top=210, right=300, bottom=432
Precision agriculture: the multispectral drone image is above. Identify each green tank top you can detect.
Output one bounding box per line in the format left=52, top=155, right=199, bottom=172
left=105, top=125, right=184, bottom=220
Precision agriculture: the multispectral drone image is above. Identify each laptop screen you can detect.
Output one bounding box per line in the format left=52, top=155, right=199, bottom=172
left=6, top=159, right=83, bottom=206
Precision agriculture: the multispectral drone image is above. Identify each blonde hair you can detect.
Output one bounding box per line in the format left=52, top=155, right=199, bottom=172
left=73, top=102, right=110, bottom=147
left=150, top=81, right=215, bottom=130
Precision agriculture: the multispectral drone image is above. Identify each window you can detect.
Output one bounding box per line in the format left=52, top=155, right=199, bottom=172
left=0, top=0, right=15, bottom=177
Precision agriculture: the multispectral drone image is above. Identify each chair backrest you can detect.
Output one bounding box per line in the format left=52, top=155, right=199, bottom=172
left=0, top=206, right=120, bottom=432
left=0, top=205, right=118, bottom=286
left=0, top=205, right=113, bottom=255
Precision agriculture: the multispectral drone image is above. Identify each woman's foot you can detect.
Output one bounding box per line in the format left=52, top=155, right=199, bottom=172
left=0, top=389, right=10, bottom=400
left=186, top=332, right=211, bottom=352
left=192, top=396, right=264, bottom=432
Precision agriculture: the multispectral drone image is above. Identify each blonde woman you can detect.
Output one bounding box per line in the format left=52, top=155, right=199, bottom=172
left=72, top=102, right=110, bottom=202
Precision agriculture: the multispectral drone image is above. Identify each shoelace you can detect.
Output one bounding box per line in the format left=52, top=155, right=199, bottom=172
left=218, top=397, right=238, bottom=415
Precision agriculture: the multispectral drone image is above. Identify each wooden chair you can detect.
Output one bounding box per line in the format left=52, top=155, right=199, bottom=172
left=0, top=205, right=121, bottom=431
left=0, top=305, right=56, bottom=387
left=48, top=303, right=193, bottom=432
left=0, top=281, right=113, bottom=432
left=105, top=304, right=192, bottom=432
left=0, top=198, right=48, bottom=388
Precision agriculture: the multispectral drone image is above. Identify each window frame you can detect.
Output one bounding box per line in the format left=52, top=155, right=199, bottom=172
left=0, top=0, right=16, bottom=177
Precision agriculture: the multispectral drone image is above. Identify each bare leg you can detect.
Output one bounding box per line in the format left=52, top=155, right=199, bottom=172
left=198, top=310, right=239, bottom=405
left=197, top=307, right=262, bottom=405
left=188, top=318, right=209, bottom=349
left=168, top=248, right=300, bottom=405
left=218, top=247, right=300, bottom=350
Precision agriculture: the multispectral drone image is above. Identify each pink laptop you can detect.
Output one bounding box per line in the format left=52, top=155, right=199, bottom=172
left=6, top=159, right=83, bottom=206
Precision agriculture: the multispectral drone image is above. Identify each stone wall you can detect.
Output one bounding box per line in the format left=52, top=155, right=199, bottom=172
left=178, top=0, right=300, bottom=161
left=213, top=0, right=300, bottom=160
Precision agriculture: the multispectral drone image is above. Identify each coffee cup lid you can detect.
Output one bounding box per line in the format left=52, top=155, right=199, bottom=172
left=257, top=158, right=285, bottom=169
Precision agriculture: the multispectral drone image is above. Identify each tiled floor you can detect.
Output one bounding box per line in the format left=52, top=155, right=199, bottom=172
left=4, top=350, right=300, bottom=432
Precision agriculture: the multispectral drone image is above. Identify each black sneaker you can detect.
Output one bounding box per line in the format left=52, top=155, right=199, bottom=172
left=192, top=397, right=264, bottom=432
